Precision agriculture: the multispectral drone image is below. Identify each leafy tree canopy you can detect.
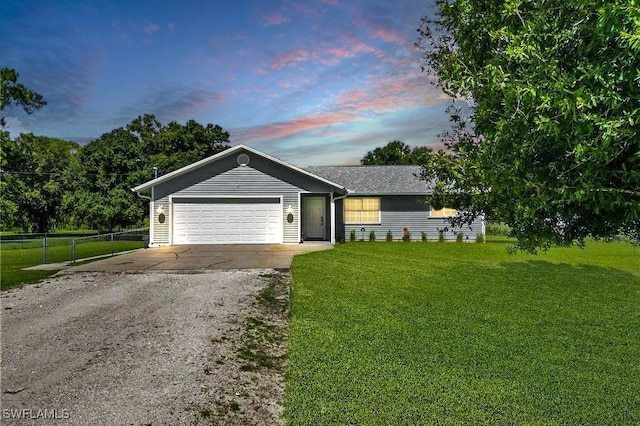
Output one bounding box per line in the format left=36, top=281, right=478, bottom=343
left=1, top=134, right=79, bottom=232
left=0, top=67, right=47, bottom=125
left=63, top=115, right=230, bottom=232
left=361, top=140, right=432, bottom=165
left=417, top=0, right=640, bottom=252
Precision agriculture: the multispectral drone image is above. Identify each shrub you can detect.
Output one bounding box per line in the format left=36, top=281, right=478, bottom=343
left=402, top=227, right=411, bottom=242
left=486, top=221, right=511, bottom=236
left=476, top=232, right=485, bottom=243
left=438, top=230, right=445, bottom=242
left=350, top=229, right=356, bottom=242
left=369, top=230, right=376, bottom=242
left=386, top=230, right=393, bottom=242
left=421, top=231, right=427, bottom=242
left=456, top=232, right=464, bottom=243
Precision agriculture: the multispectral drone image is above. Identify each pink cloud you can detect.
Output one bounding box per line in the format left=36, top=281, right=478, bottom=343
left=371, top=27, right=405, bottom=46
left=326, top=47, right=354, bottom=58
left=234, top=110, right=358, bottom=144
left=271, top=48, right=310, bottom=69
left=262, top=13, right=290, bottom=26
left=352, top=17, right=406, bottom=46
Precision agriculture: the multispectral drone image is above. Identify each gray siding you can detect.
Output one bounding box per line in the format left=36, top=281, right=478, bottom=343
left=338, top=196, right=485, bottom=242
left=150, top=151, right=335, bottom=245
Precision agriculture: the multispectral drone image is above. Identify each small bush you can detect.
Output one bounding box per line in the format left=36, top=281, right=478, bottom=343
left=386, top=230, right=393, bottom=242
left=402, top=227, right=411, bottom=242
left=486, top=221, right=511, bottom=236
left=421, top=231, right=427, bottom=242
left=438, top=230, right=445, bottom=242
left=350, top=229, right=356, bottom=242
left=369, top=230, right=376, bottom=242
left=476, top=232, right=485, bottom=243
left=456, top=232, right=464, bottom=243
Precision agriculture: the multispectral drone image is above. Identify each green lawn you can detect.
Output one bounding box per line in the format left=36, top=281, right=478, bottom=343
left=1, top=240, right=144, bottom=291
left=287, top=239, right=640, bottom=424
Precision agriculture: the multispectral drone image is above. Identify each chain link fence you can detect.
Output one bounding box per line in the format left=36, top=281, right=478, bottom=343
left=0, top=228, right=149, bottom=264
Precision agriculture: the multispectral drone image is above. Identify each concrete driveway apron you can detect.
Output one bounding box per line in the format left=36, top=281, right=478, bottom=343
left=63, top=243, right=332, bottom=273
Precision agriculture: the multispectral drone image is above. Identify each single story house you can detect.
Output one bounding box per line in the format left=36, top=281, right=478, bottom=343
left=132, top=144, right=484, bottom=246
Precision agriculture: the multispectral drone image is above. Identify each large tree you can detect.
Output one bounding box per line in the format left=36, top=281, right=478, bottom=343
left=1, top=134, right=79, bottom=232
left=63, top=115, right=230, bottom=232
left=417, top=0, right=640, bottom=252
left=361, top=140, right=431, bottom=165
left=0, top=67, right=49, bottom=231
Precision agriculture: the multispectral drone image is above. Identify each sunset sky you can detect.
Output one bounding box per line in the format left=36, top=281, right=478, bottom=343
left=1, top=0, right=458, bottom=165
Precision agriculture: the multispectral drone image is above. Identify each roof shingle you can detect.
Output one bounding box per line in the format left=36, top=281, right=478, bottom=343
left=305, top=165, right=432, bottom=195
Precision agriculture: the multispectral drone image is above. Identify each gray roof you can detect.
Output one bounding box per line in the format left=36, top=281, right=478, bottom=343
left=305, top=165, right=433, bottom=195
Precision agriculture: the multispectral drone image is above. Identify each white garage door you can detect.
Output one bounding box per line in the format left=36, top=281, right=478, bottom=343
left=172, top=198, right=282, bottom=244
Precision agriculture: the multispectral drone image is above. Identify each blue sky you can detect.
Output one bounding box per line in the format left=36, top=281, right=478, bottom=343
left=1, top=0, right=454, bottom=165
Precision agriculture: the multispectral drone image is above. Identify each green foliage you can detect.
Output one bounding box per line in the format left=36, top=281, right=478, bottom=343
left=417, top=0, right=640, bottom=253
left=369, top=230, right=376, bottom=241
left=62, top=114, right=230, bottom=231
left=0, top=67, right=46, bottom=126
left=349, top=229, right=356, bottom=242
left=1, top=134, right=80, bottom=232
left=386, top=229, right=393, bottom=241
left=361, top=140, right=431, bottom=165
left=287, top=240, right=640, bottom=424
left=486, top=221, right=512, bottom=236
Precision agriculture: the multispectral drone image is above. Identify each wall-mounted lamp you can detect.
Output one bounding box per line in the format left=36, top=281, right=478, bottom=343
left=286, top=205, right=293, bottom=214
left=156, top=205, right=164, bottom=214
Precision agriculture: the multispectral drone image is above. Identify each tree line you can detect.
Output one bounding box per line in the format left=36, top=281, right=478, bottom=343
left=1, top=69, right=230, bottom=233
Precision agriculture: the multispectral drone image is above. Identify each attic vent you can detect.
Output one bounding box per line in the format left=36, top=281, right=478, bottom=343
left=237, top=153, right=250, bottom=166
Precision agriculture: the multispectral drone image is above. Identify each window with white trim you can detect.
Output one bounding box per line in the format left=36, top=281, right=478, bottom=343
left=344, top=198, right=380, bottom=224
left=431, top=207, right=457, bottom=217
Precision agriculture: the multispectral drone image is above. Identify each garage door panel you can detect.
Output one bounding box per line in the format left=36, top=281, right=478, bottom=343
left=172, top=198, right=282, bottom=244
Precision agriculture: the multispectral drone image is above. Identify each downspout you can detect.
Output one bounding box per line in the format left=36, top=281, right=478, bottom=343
left=134, top=190, right=151, bottom=201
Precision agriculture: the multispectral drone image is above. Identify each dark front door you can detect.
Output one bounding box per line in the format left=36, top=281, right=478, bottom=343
left=303, top=197, right=325, bottom=239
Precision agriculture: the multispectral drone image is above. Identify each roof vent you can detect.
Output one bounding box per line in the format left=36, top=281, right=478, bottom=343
left=237, top=153, right=250, bottom=166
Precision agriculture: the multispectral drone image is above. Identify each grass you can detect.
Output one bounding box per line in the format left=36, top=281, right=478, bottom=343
left=286, top=238, right=640, bottom=424
left=1, top=240, right=144, bottom=291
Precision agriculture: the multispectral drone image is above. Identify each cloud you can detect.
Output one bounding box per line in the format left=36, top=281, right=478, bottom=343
left=262, top=13, right=290, bottom=26
left=145, top=23, right=160, bottom=35
left=106, top=85, right=225, bottom=128
left=233, top=110, right=358, bottom=144
left=370, top=27, right=405, bottom=45
left=271, top=48, right=310, bottom=69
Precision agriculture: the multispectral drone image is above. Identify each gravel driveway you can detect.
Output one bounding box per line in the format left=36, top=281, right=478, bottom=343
left=1, top=270, right=288, bottom=425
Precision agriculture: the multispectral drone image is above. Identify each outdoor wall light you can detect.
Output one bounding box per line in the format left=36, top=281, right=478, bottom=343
left=286, top=205, right=293, bottom=214
left=156, top=205, right=164, bottom=214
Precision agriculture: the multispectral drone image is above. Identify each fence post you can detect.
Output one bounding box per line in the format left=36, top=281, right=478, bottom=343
left=42, top=235, right=48, bottom=264
left=110, top=233, right=114, bottom=256
left=71, top=237, right=75, bottom=263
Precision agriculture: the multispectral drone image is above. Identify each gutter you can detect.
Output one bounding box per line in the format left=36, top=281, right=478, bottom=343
left=133, top=189, right=151, bottom=201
